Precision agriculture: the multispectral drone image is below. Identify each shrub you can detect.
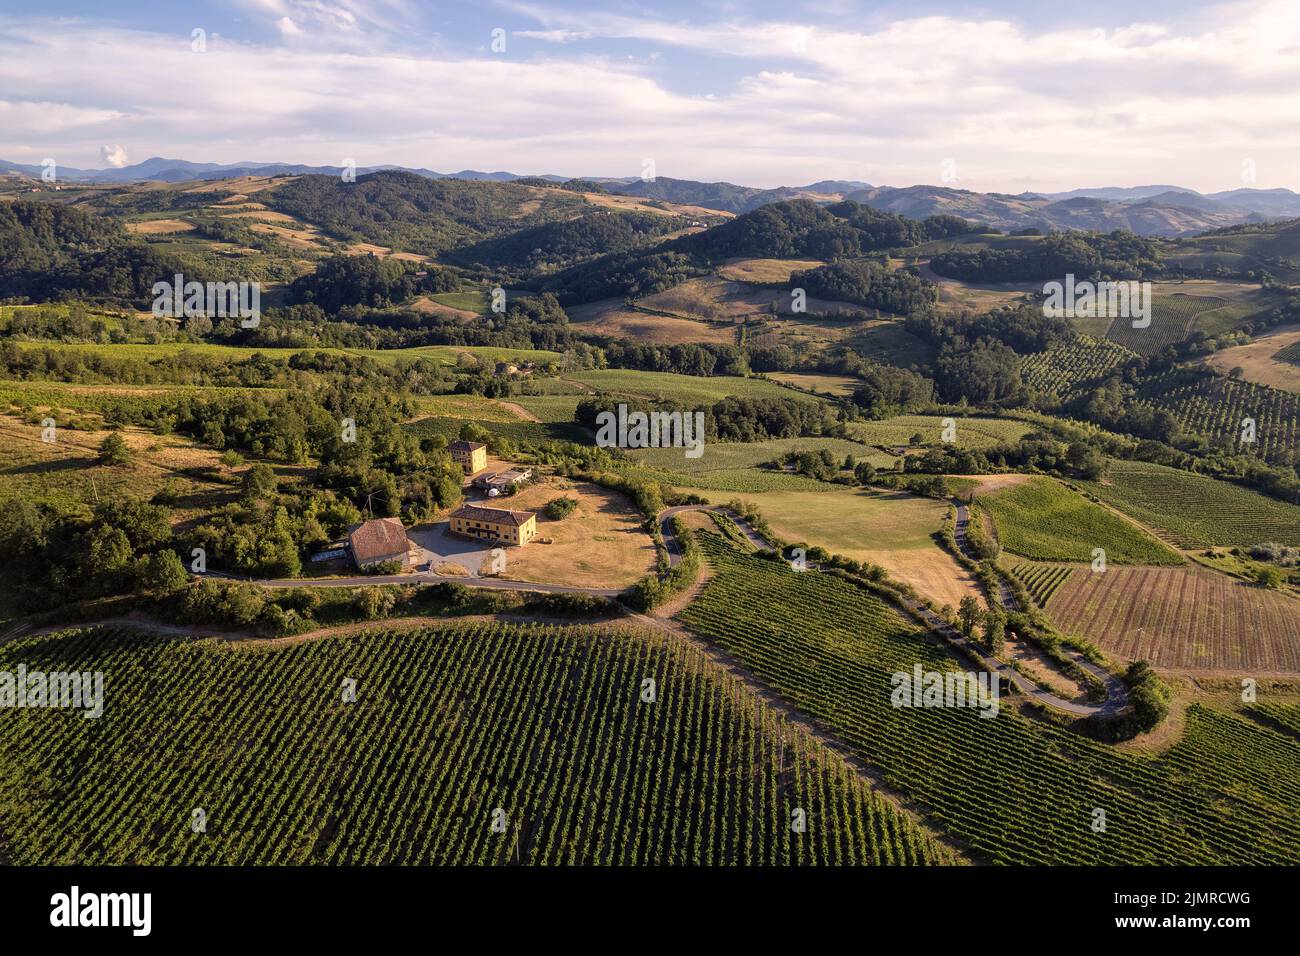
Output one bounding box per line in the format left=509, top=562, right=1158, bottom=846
left=98, top=432, right=131, bottom=466
left=352, top=586, right=397, bottom=620
left=544, top=496, right=578, bottom=520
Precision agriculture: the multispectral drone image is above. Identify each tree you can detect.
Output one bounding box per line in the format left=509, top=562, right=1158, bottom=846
left=219, top=450, right=245, bottom=471
left=137, top=549, right=188, bottom=594
left=82, top=525, right=132, bottom=583
left=983, top=610, right=1006, bottom=655
left=98, top=432, right=131, bottom=466
left=853, top=461, right=877, bottom=486
left=1066, top=441, right=1105, bottom=481
left=957, top=596, right=984, bottom=639
left=241, top=463, right=278, bottom=503
left=459, top=422, right=491, bottom=444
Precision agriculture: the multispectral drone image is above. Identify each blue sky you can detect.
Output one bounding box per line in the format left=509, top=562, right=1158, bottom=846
left=1, top=0, right=1298, bottom=191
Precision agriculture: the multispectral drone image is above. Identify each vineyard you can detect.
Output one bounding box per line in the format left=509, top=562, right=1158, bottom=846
left=1276, top=339, right=1300, bottom=367
left=1046, top=564, right=1300, bottom=671
left=1252, top=703, right=1300, bottom=739
left=676, top=535, right=1300, bottom=864
left=0, top=622, right=949, bottom=866
left=1135, top=370, right=1300, bottom=466
left=1018, top=335, right=1134, bottom=398
left=1011, top=563, right=1075, bottom=606
left=1104, top=293, right=1222, bottom=356
left=977, top=478, right=1183, bottom=565
left=630, top=436, right=884, bottom=474
left=1078, top=460, right=1300, bottom=547
left=845, top=414, right=1033, bottom=449
left=653, top=467, right=840, bottom=494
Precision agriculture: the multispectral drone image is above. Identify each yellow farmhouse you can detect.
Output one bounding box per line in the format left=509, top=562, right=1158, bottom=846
left=448, top=440, right=488, bottom=475
left=449, top=504, right=538, bottom=546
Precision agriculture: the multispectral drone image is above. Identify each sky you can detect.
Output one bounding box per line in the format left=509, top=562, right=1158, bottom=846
left=1, top=0, right=1298, bottom=192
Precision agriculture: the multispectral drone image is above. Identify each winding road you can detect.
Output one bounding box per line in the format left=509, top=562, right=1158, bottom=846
left=662, top=503, right=1128, bottom=718
left=953, top=502, right=1127, bottom=716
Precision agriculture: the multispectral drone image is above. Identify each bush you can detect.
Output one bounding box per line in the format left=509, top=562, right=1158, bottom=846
left=1251, top=565, right=1286, bottom=589
left=544, top=496, right=578, bottom=520
left=352, top=586, right=397, bottom=619
left=98, top=432, right=131, bottom=466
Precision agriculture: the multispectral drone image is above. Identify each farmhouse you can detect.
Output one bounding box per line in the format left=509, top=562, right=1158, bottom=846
left=348, top=517, right=416, bottom=570
left=449, top=439, right=488, bottom=475
left=474, top=467, right=533, bottom=494
left=449, top=504, right=538, bottom=546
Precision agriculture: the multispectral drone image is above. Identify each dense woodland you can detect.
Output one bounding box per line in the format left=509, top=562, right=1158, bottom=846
left=2, top=173, right=1298, bottom=512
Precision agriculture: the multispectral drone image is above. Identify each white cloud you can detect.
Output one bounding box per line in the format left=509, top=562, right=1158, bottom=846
left=100, top=144, right=129, bottom=168
left=276, top=17, right=303, bottom=37
left=0, top=3, right=1298, bottom=191
left=513, top=30, right=591, bottom=43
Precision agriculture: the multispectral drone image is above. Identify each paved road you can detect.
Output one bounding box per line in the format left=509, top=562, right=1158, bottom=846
left=200, top=569, right=624, bottom=598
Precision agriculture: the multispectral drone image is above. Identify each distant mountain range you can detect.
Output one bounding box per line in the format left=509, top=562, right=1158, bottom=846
left=0, top=156, right=569, bottom=185
left=4, top=156, right=1299, bottom=236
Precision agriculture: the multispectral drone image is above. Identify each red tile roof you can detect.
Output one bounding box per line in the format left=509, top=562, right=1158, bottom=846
left=348, top=517, right=410, bottom=563
left=450, top=504, right=536, bottom=527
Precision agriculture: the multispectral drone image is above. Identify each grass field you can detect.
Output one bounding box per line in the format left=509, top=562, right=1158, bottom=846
left=679, top=534, right=1300, bottom=864
left=566, top=299, right=736, bottom=345
left=0, top=621, right=945, bottom=865
left=404, top=414, right=587, bottom=446
left=716, top=258, right=823, bottom=283
left=632, top=436, right=897, bottom=494
left=698, top=486, right=982, bottom=607
left=1203, top=325, right=1300, bottom=394
left=630, top=436, right=883, bottom=474
left=846, top=414, right=1035, bottom=449
left=0, top=380, right=278, bottom=415
left=427, top=290, right=488, bottom=313
left=479, top=476, right=656, bottom=588
left=0, top=413, right=235, bottom=516
left=1078, top=460, right=1300, bottom=547
left=765, top=372, right=860, bottom=396
left=1048, top=564, right=1300, bottom=672
left=564, top=369, right=803, bottom=405
left=979, top=477, right=1183, bottom=565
